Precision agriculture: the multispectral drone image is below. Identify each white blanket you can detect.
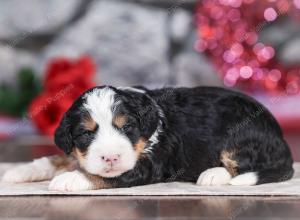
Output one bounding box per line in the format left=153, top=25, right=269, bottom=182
left=0, top=163, right=299, bottom=196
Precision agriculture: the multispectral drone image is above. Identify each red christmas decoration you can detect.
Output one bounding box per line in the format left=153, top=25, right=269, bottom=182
left=195, top=0, right=300, bottom=94
left=29, top=56, right=96, bottom=136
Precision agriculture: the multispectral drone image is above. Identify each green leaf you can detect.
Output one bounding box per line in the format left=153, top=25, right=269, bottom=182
left=0, top=67, right=42, bottom=117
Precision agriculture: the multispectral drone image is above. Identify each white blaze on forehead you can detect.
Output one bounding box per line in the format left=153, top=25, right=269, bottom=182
left=83, top=87, right=116, bottom=125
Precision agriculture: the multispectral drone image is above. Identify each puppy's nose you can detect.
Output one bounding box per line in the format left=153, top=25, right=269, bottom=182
left=101, top=154, right=120, bottom=166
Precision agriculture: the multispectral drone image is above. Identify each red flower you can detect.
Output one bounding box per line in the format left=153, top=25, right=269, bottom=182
left=29, top=56, right=96, bottom=136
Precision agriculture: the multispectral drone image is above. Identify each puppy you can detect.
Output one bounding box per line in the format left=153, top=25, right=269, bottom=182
left=2, top=86, right=294, bottom=191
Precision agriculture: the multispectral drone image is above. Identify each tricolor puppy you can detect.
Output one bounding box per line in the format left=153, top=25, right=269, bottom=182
left=2, top=86, right=294, bottom=191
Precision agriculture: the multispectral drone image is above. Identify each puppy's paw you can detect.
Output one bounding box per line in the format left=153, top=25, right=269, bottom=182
left=229, top=172, right=258, bottom=186
left=2, top=158, right=55, bottom=183
left=196, top=167, right=232, bottom=186
left=49, top=171, right=93, bottom=192
left=2, top=166, right=36, bottom=183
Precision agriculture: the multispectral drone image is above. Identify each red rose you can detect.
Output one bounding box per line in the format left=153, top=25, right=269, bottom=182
left=29, top=56, right=96, bottom=136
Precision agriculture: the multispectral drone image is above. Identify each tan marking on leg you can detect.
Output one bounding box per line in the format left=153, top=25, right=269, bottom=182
left=220, top=150, right=238, bottom=176
left=49, top=155, right=77, bottom=171
left=83, top=115, right=97, bottom=131
left=83, top=172, right=114, bottom=189
left=134, top=138, right=147, bottom=158
left=113, top=115, right=127, bottom=129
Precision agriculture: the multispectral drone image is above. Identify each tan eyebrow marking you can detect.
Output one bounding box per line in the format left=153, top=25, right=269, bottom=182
left=83, top=115, right=97, bottom=131
left=113, top=115, right=127, bottom=129
left=49, top=155, right=76, bottom=171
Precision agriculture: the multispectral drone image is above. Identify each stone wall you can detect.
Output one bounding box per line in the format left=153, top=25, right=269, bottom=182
left=0, top=0, right=222, bottom=88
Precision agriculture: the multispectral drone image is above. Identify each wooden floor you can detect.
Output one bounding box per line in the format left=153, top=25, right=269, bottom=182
left=0, top=196, right=299, bottom=220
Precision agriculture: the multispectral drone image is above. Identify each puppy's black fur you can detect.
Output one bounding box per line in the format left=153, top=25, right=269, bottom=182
left=55, top=86, right=294, bottom=187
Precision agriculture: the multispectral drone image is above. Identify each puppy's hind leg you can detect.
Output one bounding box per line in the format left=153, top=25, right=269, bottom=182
left=222, top=137, right=294, bottom=186
left=2, top=156, right=76, bottom=183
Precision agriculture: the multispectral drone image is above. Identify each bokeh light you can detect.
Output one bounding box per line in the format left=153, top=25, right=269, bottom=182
left=196, top=0, right=300, bottom=94
left=264, top=7, right=277, bottom=21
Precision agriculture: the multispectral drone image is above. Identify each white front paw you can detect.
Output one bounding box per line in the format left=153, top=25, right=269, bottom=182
left=197, top=167, right=232, bottom=186
left=2, top=165, right=48, bottom=183
left=2, top=158, right=56, bottom=183
left=2, top=166, right=33, bottom=183
left=49, top=171, right=93, bottom=192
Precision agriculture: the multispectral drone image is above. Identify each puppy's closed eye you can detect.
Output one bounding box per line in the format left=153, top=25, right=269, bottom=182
left=73, top=132, right=93, bottom=152
left=120, top=123, right=132, bottom=132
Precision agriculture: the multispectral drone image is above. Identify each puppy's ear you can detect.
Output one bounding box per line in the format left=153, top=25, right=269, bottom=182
left=135, top=95, right=159, bottom=139
left=139, top=106, right=159, bottom=139
left=54, top=115, right=73, bottom=154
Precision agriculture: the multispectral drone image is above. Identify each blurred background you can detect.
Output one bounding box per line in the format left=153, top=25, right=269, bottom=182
left=0, top=0, right=299, bottom=162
